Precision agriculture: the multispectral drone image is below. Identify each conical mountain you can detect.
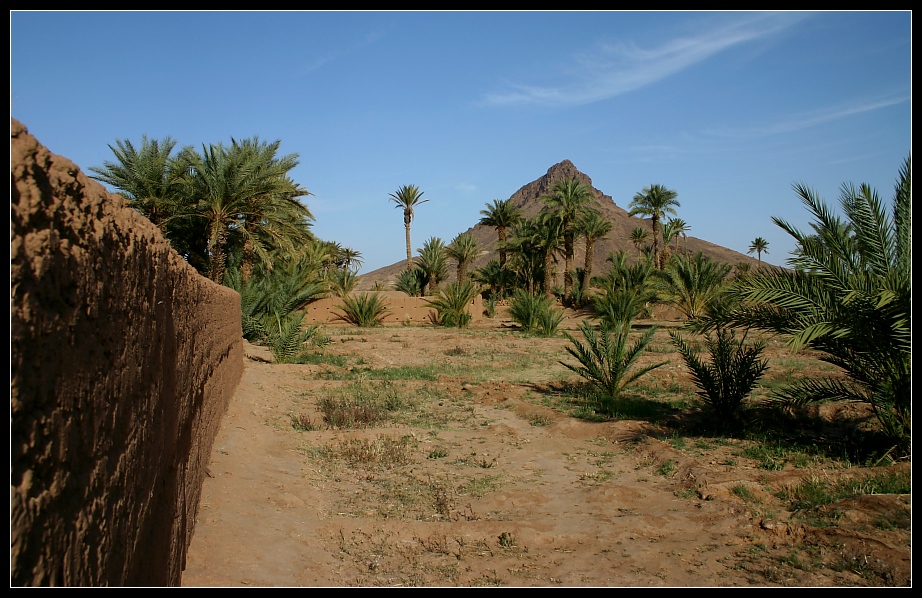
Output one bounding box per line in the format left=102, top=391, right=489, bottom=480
left=358, top=159, right=758, bottom=290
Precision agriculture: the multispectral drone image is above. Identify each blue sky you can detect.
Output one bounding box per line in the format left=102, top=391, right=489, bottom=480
left=11, top=10, right=911, bottom=273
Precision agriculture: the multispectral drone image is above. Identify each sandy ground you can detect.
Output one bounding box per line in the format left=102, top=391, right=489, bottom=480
left=181, top=312, right=911, bottom=587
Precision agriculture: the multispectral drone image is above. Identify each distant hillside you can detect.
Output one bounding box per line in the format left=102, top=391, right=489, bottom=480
left=357, top=159, right=759, bottom=291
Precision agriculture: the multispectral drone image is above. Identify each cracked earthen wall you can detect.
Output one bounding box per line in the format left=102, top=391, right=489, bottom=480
left=10, top=119, right=244, bottom=586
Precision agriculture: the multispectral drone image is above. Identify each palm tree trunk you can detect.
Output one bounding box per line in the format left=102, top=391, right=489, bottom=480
left=582, top=240, right=595, bottom=294
left=208, top=225, right=228, bottom=284
left=543, top=251, right=554, bottom=300
left=563, top=233, right=574, bottom=296
left=497, top=227, right=508, bottom=298
left=241, top=237, right=255, bottom=284
left=404, top=212, right=413, bottom=271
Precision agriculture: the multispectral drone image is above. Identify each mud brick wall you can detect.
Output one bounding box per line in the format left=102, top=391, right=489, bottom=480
left=10, top=118, right=244, bottom=586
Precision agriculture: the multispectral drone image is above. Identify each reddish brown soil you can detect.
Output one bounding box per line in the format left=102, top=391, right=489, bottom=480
left=181, top=310, right=910, bottom=587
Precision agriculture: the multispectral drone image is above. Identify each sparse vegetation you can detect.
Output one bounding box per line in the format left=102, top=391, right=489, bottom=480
left=560, top=319, right=668, bottom=409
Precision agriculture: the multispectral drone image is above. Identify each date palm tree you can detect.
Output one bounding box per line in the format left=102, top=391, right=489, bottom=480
left=446, top=232, right=482, bottom=282
left=707, top=156, right=911, bottom=451
left=540, top=177, right=595, bottom=296
left=416, top=236, right=448, bottom=295
left=668, top=217, right=690, bottom=255
left=576, top=210, right=613, bottom=296
left=747, top=236, right=769, bottom=264
left=338, top=247, right=363, bottom=272
left=90, top=135, right=184, bottom=228
left=629, top=227, right=650, bottom=255
left=656, top=252, right=733, bottom=320
left=628, top=184, right=680, bottom=269
left=533, top=211, right=565, bottom=300
left=389, top=184, right=429, bottom=271
left=479, top=198, right=522, bottom=270
left=225, top=137, right=313, bottom=283
left=503, top=219, right=544, bottom=295
left=180, top=141, right=309, bottom=284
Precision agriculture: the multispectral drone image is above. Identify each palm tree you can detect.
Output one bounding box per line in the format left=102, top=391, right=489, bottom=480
left=503, top=219, right=544, bottom=295
left=479, top=198, right=522, bottom=271
left=91, top=136, right=210, bottom=271
left=593, top=251, right=659, bottom=327
left=747, top=237, right=769, bottom=264
left=667, top=218, right=690, bottom=255
left=224, top=137, right=313, bottom=283
left=576, top=210, right=613, bottom=296
left=660, top=218, right=683, bottom=267
left=709, top=156, right=911, bottom=450
left=389, top=184, right=429, bottom=271
left=180, top=141, right=309, bottom=284
left=338, top=247, right=363, bottom=272
left=540, top=177, right=595, bottom=296
left=473, top=258, right=515, bottom=301
left=628, top=184, right=680, bottom=269
left=533, top=211, right=565, bottom=300
left=446, top=232, right=482, bottom=283
left=415, top=236, right=448, bottom=295
left=656, top=252, right=733, bottom=320
left=629, top=227, right=650, bottom=255
left=90, top=135, right=184, bottom=228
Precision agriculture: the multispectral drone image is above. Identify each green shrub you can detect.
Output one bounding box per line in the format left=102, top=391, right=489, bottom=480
left=335, top=292, right=390, bottom=327
left=509, top=289, right=562, bottom=335
left=670, top=326, right=768, bottom=420
left=426, top=280, right=480, bottom=328
left=537, top=307, right=564, bottom=337
left=560, top=319, right=667, bottom=405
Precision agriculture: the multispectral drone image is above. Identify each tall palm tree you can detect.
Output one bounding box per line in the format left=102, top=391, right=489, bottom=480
left=533, top=211, right=565, bottom=300
left=225, top=137, right=314, bottom=283
left=709, top=156, right=911, bottom=449
left=180, top=141, right=309, bottom=284
left=479, top=198, right=522, bottom=271
left=629, top=227, right=650, bottom=255
left=747, top=236, right=769, bottom=264
left=446, top=232, right=482, bottom=283
left=628, top=184, right=680, bottom=270
left=504, top=219, right=545, bottom=295
left=540, top=177, right=595, bottom=296
left=576, top=209, right=613, bottom=295
left=389, top=184, right=429, bottom=271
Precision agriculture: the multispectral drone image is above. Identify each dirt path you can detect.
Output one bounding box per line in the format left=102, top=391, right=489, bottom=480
left=181, top=322, right=910, bottom=587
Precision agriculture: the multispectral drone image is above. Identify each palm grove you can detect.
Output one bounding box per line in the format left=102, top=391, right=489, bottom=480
left=91, top=135, right=361, bottom=364
left=95, top=138, right=911, bottom=454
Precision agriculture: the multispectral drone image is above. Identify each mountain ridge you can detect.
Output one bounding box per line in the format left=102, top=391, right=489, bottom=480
left=357, top=159, right=759, bottom=291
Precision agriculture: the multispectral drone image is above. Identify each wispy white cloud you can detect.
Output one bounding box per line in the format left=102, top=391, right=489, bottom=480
left=481, top=12, right=810, bottom=108
left=297, top=29, right=387, bottom=76
left=704, top=96, right=910, bottom=138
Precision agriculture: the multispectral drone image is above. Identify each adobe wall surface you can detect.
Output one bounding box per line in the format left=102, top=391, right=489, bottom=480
left=10, top=119, right=244, bottom=586
left=303, top=291, right=484, bottom=325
